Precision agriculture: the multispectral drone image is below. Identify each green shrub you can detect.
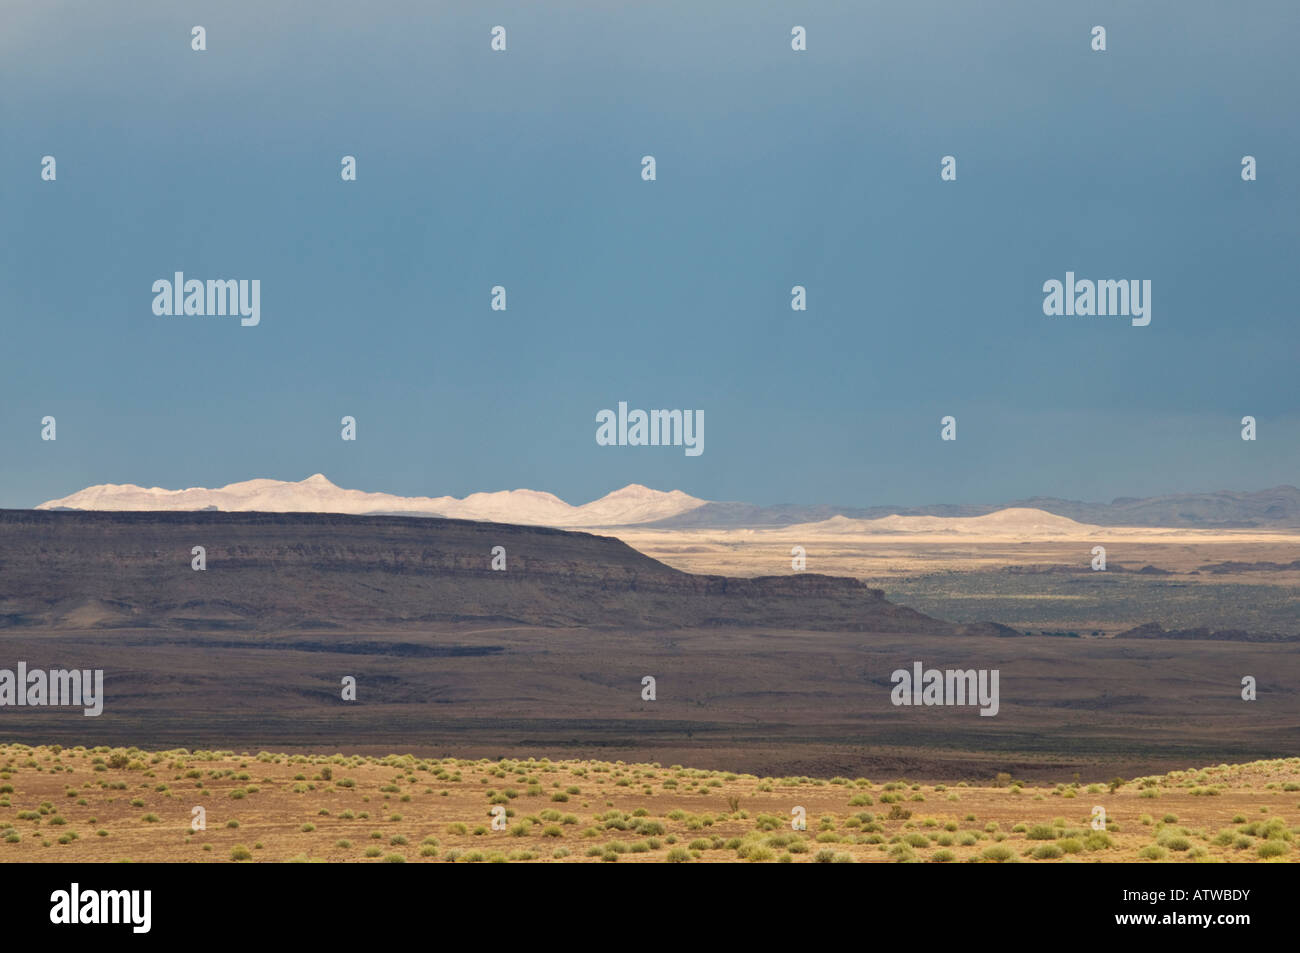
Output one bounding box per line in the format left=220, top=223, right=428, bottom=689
left=1084, top=831, right=1113, bottom=851
left=981, top=845, right=1015, bottom=863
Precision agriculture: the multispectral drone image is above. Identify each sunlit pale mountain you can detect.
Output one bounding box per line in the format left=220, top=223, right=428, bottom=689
left=776, top=508, right=1095, bottom=537
left=35, top=474, right=706, bottom=528
left=33, top=477, right=1300, bottom=530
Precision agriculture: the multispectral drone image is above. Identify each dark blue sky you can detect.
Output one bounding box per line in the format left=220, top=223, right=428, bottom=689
left=2, top=1, right=1296, bottom=508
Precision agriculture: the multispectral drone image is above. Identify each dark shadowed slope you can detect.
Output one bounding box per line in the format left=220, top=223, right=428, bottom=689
left=0, top=510, right=957, bottom=634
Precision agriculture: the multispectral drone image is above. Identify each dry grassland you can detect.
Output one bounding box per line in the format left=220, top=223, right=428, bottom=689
left=1, top=744, right=1296, bottom=863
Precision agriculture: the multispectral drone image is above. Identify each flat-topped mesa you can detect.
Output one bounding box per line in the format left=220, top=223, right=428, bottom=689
left=1116, top=622, right=1298, bottom=643
left=0, top=509, right=949, bottom=634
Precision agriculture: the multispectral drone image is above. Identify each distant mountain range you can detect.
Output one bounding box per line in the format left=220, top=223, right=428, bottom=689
left=643, top=486, right=1300, bottom=530
left=772, top=508, right=1093, bottom=537
left=36, top=474, right=704, bottom=528
left=35, top=476, right=1300, bottom=529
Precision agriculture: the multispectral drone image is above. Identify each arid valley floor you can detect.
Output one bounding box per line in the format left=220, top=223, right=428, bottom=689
left=616, top=523, right=1300, bottom=635
left=1, top=510, right=1298, bottom=782
left=1, top=744, right=1297, bottom=862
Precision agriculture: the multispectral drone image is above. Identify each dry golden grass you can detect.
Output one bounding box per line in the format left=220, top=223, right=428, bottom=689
left=0, top=744, right=1295, bottom=862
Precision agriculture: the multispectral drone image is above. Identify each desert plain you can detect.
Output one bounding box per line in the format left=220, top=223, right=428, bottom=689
left=1, top=744, right=1296, bottom=863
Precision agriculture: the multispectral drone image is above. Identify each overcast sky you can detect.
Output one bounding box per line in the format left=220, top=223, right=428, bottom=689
left=2, top=1, right=1296, bottom=508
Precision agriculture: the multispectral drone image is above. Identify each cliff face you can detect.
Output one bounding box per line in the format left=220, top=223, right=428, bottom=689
left=0, top=510, right=950, bottom=633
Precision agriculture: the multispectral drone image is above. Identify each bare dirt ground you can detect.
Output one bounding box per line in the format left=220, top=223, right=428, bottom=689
left=1, top=744, right=1294, bottom=863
